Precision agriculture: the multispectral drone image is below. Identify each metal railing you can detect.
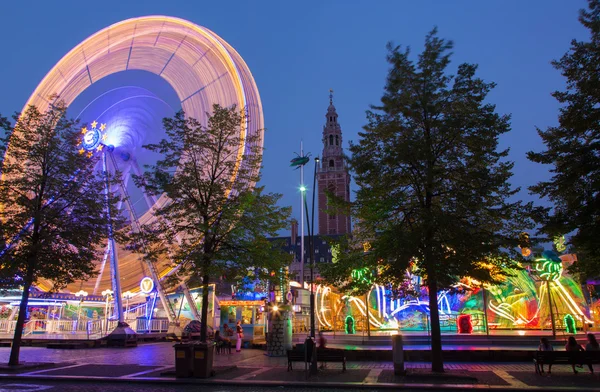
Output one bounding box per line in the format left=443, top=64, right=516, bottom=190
left=0, top=318, right=170, bottom=339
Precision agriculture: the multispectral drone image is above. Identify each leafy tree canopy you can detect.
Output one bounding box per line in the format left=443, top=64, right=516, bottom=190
left=134, top=105, right=291, bottom=341
left=0, top=102, right=120, bottom=365
left=321, top=29, right=534, bottom=372
left=528, top=0, right=600, bottom=279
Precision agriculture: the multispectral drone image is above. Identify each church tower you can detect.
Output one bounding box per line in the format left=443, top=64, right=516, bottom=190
left=318, top=90, right=351, bottom=235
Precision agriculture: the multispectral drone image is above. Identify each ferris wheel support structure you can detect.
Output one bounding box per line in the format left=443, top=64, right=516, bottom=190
left=103, top=149, right=124, bottom=323
left=108, top=152, right=178, bottom=323
left=125, top=156, right=201, bottom=323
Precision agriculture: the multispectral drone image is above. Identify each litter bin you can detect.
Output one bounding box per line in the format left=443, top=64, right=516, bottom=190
left=174, top=343, right=193, bottom=378
left=392, top=334, right=405, bottom=375
left=192, top=342, right=215, bottom=378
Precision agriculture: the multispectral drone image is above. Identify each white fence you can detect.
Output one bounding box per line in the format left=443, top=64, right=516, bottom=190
left=0, top=318, right=170, bottom=340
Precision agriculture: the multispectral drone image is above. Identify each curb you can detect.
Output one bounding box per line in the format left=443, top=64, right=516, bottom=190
left=0, top=373, right=597, bottom=392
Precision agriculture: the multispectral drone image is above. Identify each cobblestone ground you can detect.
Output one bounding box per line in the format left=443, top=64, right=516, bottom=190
left=1, top=343, right=599, bottom=390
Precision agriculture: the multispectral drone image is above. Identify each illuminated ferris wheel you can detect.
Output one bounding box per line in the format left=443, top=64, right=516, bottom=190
left=14, top=16, right=264, bottom=323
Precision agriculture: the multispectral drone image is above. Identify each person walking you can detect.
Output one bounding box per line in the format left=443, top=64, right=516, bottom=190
left=565, top=336, right=584, bottom=374
left=537, top=337, right=554, bottom=374
left=235, top=321, right=243, bottom=352
left=318, top=331, right=328, bottom=369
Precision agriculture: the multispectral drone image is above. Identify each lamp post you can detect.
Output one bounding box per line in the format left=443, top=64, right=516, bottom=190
left=102, top=289, right=113, bottom=334
left=123, top=291, right=134, bottom=320
left=300, top=157, right=319, bottom=374
left=292, top=153, right=319, bottom=374
left=74, top=290, right=88, bottom=330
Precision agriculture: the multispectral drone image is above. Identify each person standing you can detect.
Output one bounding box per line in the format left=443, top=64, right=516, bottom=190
left=235, top=321, right=243, bottom=352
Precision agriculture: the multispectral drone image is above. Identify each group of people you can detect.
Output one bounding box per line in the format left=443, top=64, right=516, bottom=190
left=213, top=320, right=244, bottom=353
left=538, top=334, right=599, bottom=374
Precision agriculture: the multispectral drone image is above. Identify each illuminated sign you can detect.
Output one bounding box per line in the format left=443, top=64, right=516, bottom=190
left=220, top=300, right=264, bottom=306
left=140, top=277, right=154, bottom=294
left=80, top=121, right=107, bottom=153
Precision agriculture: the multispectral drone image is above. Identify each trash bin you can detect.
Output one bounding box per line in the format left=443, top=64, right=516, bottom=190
left=174, top=343, right=193, bottom=378
left=392, top=334, right=405, bottom=375
left=192, top=342, right=215, bottom=378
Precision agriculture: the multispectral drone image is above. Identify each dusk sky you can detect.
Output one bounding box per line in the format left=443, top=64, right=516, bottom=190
left=0, top=0, right=589, bottom=234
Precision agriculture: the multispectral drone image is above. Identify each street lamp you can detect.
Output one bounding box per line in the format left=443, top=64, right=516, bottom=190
left=102, top=289, right=113, bottom=334
left=123, top=291, right=135, bottom=320
left=74, top=290, right=88, bottom=330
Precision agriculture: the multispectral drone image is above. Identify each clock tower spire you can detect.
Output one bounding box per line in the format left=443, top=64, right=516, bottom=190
left=317, top=90, right=351, bottom=235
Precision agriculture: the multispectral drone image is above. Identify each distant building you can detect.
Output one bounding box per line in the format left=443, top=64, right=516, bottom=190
left=270, top=218, right=342, bottom=283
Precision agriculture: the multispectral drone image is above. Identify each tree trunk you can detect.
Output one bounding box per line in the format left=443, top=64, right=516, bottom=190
left=427, top=277, right=444, bottom=372
left=200, top=272, right=210, bottom=342
left=9, top=272, right=33, bottom=366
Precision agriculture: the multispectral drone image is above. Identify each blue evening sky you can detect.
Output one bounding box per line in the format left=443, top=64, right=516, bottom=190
left=0, top=0, right=589, bottom=234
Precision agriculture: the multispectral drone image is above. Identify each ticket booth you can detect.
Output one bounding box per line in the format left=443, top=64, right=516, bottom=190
left=218, top=300, right=265, bottom=343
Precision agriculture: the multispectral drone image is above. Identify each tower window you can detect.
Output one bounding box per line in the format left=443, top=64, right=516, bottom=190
left=330, top=116, right=333, bottom=122
left=329, top=159, right=334, bottom=168
left=335, top=135, right=339, bottom=145
left=329, top=135, right=333, bottom=145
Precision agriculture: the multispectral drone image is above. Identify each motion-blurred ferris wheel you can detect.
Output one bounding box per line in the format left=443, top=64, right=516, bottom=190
left=10, top=16, right=264, bottom=322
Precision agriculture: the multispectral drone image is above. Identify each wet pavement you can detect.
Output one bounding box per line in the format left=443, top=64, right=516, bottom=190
left=0, top=343, right=599, bottom=390
left=0, top=382, right=377, bottom=392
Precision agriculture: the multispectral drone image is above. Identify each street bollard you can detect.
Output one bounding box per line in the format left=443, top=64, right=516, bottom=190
left=392, top=334, right=405, bottom=375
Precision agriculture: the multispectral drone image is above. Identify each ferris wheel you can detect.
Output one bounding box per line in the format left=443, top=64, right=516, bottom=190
left=14, top=16, right=264, bottom=323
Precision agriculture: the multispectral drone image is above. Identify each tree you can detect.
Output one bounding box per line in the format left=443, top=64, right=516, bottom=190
left=134, top=104, right=291, bottom=343
left=0, top=103, right=119, bottom=365
left=343, top=29, right=533, bottom=372
left=528, top=0, right=600, bottom=279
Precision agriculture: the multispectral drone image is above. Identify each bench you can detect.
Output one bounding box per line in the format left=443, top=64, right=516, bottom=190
left=533, top=351, right=600, bottom=374
left=287, top=349, right=346, bottom=372
left=215, top=340, right=232, bottom=354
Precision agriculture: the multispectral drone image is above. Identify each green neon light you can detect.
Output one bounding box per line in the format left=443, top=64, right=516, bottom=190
left=535, top=258, right=563, bottom=281
left=554, top=235, right=567, bottom=253
left=564, top=314, right=576, bottom=334
left=351, top=267, right=373, bottom=285
left=331, top=244, right=340, bottom=263
left=345, top=315, right=355, bottom=334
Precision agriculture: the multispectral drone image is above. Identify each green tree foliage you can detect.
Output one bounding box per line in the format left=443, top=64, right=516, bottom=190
left=0, top=103, right=119, bottom=365
left=331, top=30, right=533, bottom=372
left=134, top=104, right=291, bottom=342
left=528, top=0, right=600, bottom=279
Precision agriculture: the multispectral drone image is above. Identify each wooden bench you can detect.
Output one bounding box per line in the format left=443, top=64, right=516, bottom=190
left=533, top=351, right=600, bottom=374
left=287, top=350, right=306, bottom=371
left=287, top=349, right=346, bottom=372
